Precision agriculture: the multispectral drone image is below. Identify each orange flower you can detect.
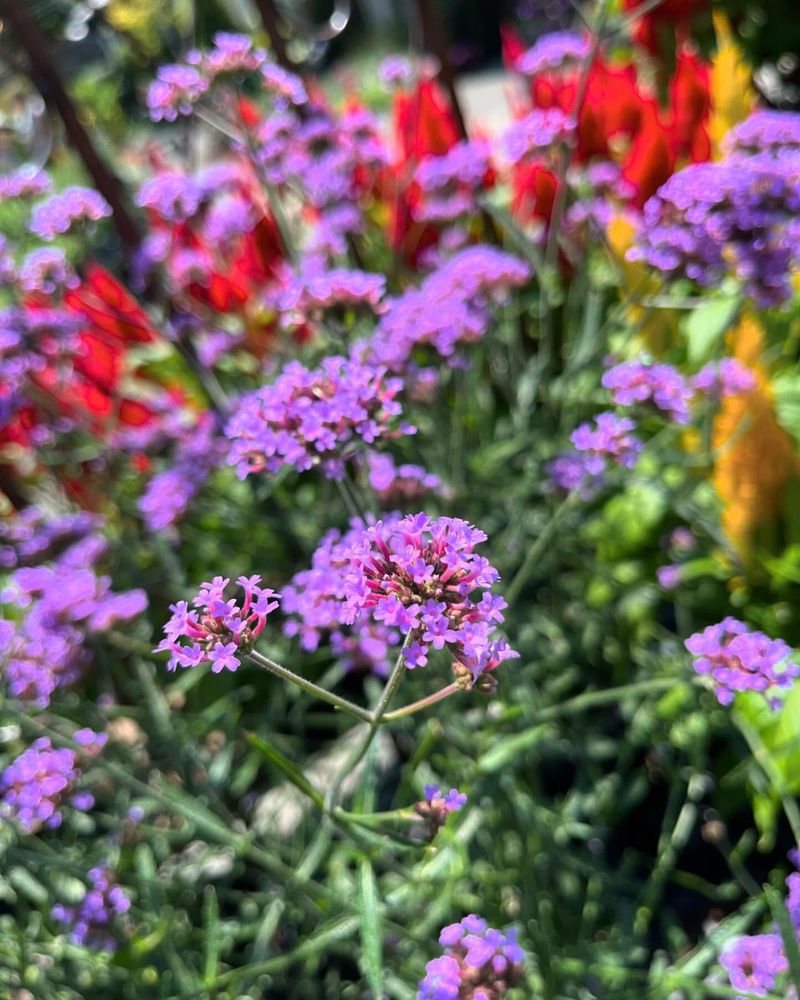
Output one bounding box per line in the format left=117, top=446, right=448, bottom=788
left=712, top=312, right=798, bottom=556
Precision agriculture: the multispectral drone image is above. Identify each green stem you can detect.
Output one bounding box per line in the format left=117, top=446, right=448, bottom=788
left=324, top=632, right=413, bottom=812
left=247, top=649, right=372, bottom=723
left=381, top=682, right=461, bottom=723
left=505, top=491, right=578, bottom=605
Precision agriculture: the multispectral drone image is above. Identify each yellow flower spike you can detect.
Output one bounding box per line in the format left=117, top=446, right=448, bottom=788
left=712, top=311, right=798, bottom=558
left=708, top=12, right=757, bottom=160
left=606, top=213, right=679, bottom=354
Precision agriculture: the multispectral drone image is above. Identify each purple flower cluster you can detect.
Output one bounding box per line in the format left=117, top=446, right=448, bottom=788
left=570, top=411, right=643, bottom=473
left=147, top=64, right=209, bottom=121
left=0, top=168, right=51, bottom=202
left=366, top=452, right=443, bottom=507
left=630, top=162, right=800, bottom=308
left=52, top=867, right=131, bottom=951
left=691, top=358, right=756, bottom=398
left=283, top=514, right=515, bottom=680
left=415, top=785, right=467, bottom=836
left=379, top=55, right=413, bottom=87
left=136, top=172, right=203, bottom=221
left=516, top=30, right=590, bottom=75
left=186, top=32, right=266, bottom=80
left=225, top=355, right=414, bottom=481
left=419, top=914, right=524, bottom=999
left=2, top=527, right=147, bottom=707
left=413, top=140, right=492, bottom=223
left=157, top=575, right=280, bottom=672
left=0, top=507, right=101, bottom=569
left=602, top=360, right=693, bottom=423
left=501, top=108, right=575, bottom=163
left=29, top=187, right=112, bottom=241
left=685, top=617, right=799, bottom=707
left=347, top=514, right=515, bottom=676
left=275, top=265, right=386, bottom=329
left=138, top=413, right=225, bottom=533
left=724, top=110, right=800, bottom=159
left=365, top=247, right=530, bottom=372
left=282, top=517, right=399, bottom=658
left=17, top=248, right=78, bottom=295
left=549, top=412, right=642, bottom=497
left=0, top=730, right=106, bottom=832
left=720, top=934, right=788, bottom=998
left=0, top=306, right=82, bottom=427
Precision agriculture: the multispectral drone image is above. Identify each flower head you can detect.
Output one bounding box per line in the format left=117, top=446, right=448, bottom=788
left=570, top=411, right=643, bottom=474
left=419, top=915, right=525, bottom=999
left=52, top=867, right=131, bottom=951
left=685, top=617, right=799, bottom=707
left=29, top=187, right=111, bottom=240
left=516, top=30, right=590, bottom=75
left=157, top=575, right=280, bottom=672
left=0, top=733, right=105, bottom=832
left=720, top=934, right=787, bottom=997
left=602, top=360, right=693, bottom=422
left=225, top=356, right=414, bottom=481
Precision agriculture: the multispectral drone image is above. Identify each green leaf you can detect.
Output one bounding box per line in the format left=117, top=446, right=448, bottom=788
left=765, top=882, right=800, bottom=996
left=358, top=858, right=384, bottom=997
left=246, top=733, right=325, bottom=810
left=683, top=296, right=740, bottom=364
left=772, top=372, right=800, bottom=446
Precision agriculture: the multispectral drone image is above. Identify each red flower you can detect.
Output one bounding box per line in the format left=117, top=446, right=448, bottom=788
left=668, top=47, right=711, bottom=163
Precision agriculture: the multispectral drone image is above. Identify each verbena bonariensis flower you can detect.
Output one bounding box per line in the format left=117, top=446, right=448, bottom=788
left=602, top=360, right=693, bottom=423
left=366, top=452, right=443, bottom=507
left=138, top=413, right=225, bottom=533
left=2, top=558, right=148, bottom=707
left=17, top=248, right=78, bottom=295
left=284, top=514, right=515, bottom=680
left=516, top=30, right=590, bottom=75
left=629, top=162, right=800, bottom=308
left=275, top=266, right=386, bottom=329
left=570, top=412, right=643, bottom=474
left=657, top=564, right=681, bottom=590
left=415, top=785, right=467, bottom=836
left=0, top=730, right=106, bottom=831
left=135, top=172, right=203, bottom=222
left=546, top=452, right=600, bottom=500
left=501, top=108, right=575, bottom=164
left=261, top=62, right=308, bottom=107
left=419, top=914, right=525, bottom=999
left=720, top=934, right=787, bottom=997
left=691, top=359, right=756, bottom=398
left=186, top=32, right=266, bottom=80
left=147, top=64, right=209, bottom=122
left=52, top=867, right=131, bottom=951
left=723, top=110, right=800, bottom=159
left=342, top=514, right=516, bottom=677
left=379, top=54, right=413, bottom=87
left=0, top=168, right=51, bottom=202
left=225, top=356, right=414, bottom=481
left=0, top=508, right=101, bottom=569
left=28, top=187, right=112, bottom=240
left=365, top=247, right=530, bottom=372
left=413, top=140, right=492, bottom=223
left=282, top=515, right=405, bottom=655
left=685, top=617, right=799, bottom=707
left=157, top=575, right=280, bottom=672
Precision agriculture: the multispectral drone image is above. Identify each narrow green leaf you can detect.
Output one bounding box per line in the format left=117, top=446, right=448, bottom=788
left=246, top=733, right=325, bottom=810
left=765, top=882, right=800, bottom=996
left=202, top=885, right=222, bottom=987
left=358, top=858, right=384, bottom=998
